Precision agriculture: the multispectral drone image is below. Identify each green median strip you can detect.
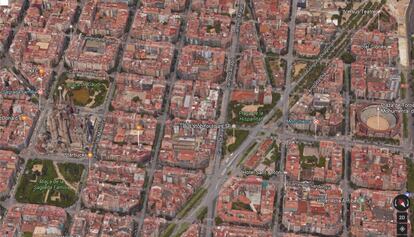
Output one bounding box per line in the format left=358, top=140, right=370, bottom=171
left=161, top=223, right=176, bottom=237
left=196, top=206, right=208, bottom=221
left=176, top=188, right=207, bottom=219
left=294, top=63, right=326, bottom=94
left=173, top=223, right=191, bottom=237
left=403, top=113, right=408, bottom=138
left=237, top=142, right=257, bottom=167
left=401, top=73, right=407, bottom=100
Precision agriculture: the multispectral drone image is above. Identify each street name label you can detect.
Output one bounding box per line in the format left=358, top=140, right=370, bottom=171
left=380, top=103, right=414, bottom=114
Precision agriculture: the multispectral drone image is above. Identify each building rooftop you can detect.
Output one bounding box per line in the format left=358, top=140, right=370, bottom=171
left=14, top=63, right=52, bottom=90
left=0, top=204, right=67, bottom=236
left=182, top=224, right=201, bottom=237
left=36, top=105, right=93, bottom=153
left=177, top=45, right=226, bottom=81
left=0, top=69, right=38, bottom=148
left=122, top=40, right=175, bottom=77
left=351, top=145, right=407, bottom=190
left=243, top=139, right=274, bottom=171
left=285, top=141, right=343, bottom=183
left=0, top=0, right=23, bottom=26
left=140, top=217, right=167, bottom=237
left=131, top=7, right=181, bottom=43
left=295, top=22, right=337, bottom=57
left=170, top=80, right=220, bottom=120
left=259, top=20, right=289, bottom=54
left=252, top=0, right=290, bottom=23
left=282, top=183, right=343, bottom=236
left=186, top=12, right=232, bottom=48
left=10, top=30, right=65, bottom=66
left=216, top=176, right=276, bottom=226
left=99, top=111, right=158, bottom=163
left=82, top=160, right=145, bottom=213
left=237, top=49, right=267, bottom=88
left=112, top=73, right=166, bottom=115
left=289, top=92, right=344, bottom=136
left=65, top=36, right=120, bottom=72
left=239, top=21, right=259, bottom=50
left=0, top=150, right=19, bottom=198
left=351, top=61, right=400, bottom=100
left=351, top=29, right=399, bottom=64
left=350, top=189, right=406, bottom=236
left=0, top=0, right=24, bottom=52
left=350, top=103, right=402, bottom=139
left=70, top=210, right=134, bottom=237
left=78, top=1, right=129, bottom=38
left=148, top=166, right=205, bottom=218
left=159, top=118, right=218, bottom=169
left=190, top=80, right=220, bottom=120
left=22, top=0, right=77, bottom=33
left=313, top=59, right=344, bottom=94
left=141, top=0, right=187, bottom=12
left=192, top=0, right=237, bottom=15
left=170, top=80, right=194, bottom=118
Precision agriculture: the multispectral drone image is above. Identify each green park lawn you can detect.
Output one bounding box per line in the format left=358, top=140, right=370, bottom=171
left=56, top=73, right=109, bottom=108
left=15, top=159, right=82, bottom=208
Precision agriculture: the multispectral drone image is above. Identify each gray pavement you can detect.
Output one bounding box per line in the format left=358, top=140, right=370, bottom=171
left=203, top=1, right=245, bottom=236
left=135, top=1, right=195, bottom=234
left=0, top=1, right=413, bottom=237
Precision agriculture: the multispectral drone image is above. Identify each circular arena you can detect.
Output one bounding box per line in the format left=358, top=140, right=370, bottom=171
left=359, top=105, right=398, bottom=131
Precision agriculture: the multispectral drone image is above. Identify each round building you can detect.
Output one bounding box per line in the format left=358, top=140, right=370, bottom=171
left=354, top=104, right=401, bottom=138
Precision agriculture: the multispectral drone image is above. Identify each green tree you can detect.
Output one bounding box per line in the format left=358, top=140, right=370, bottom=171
left=215, top=216, right=223, bottom=225
left=340, top=52, right=356, bottom=64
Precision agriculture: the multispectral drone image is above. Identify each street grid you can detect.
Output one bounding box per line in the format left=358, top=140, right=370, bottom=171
left=0, top=0, right=413, bottom=236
